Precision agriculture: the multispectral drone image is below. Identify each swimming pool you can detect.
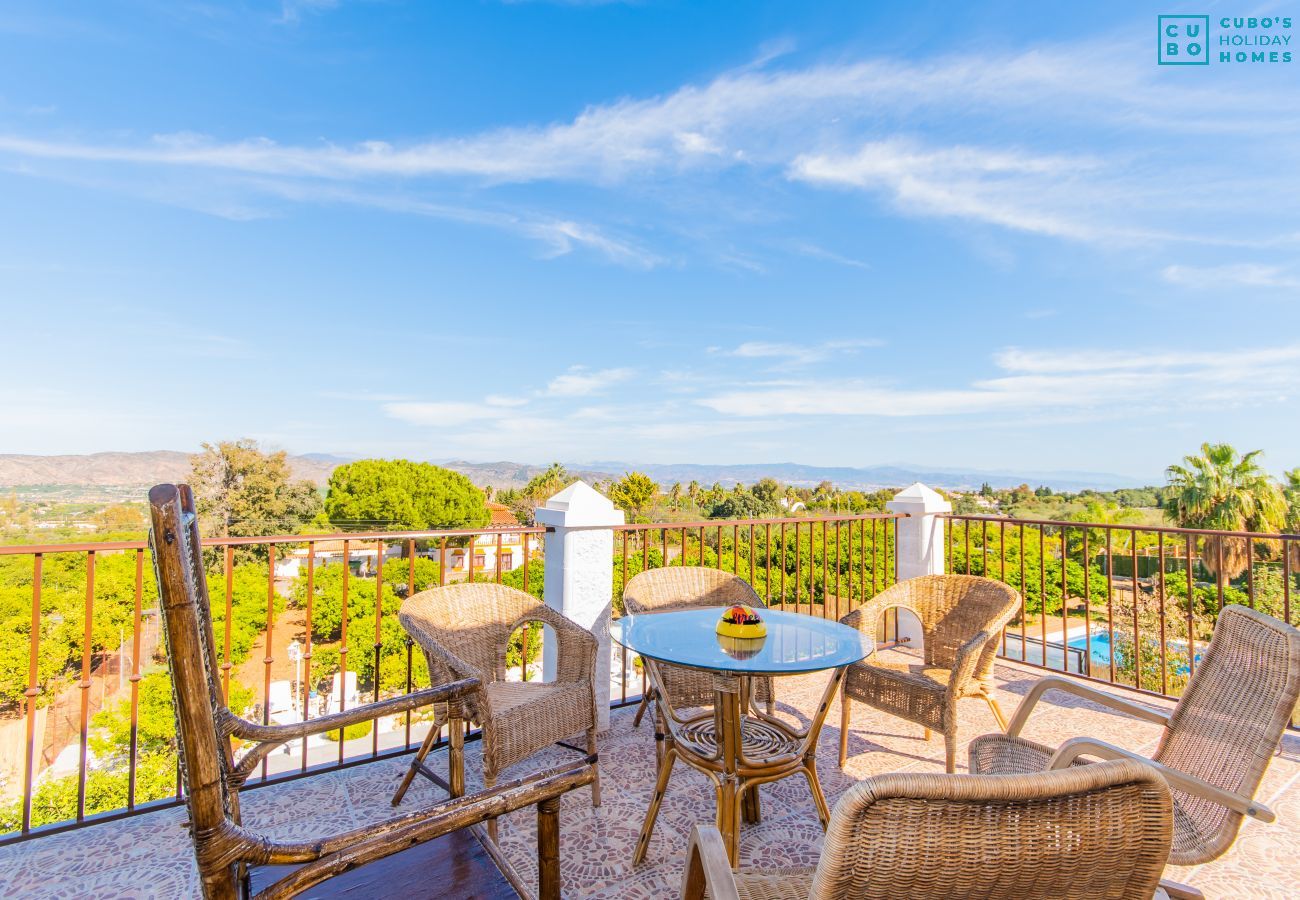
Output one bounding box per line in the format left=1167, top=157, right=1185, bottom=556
left=1066, top=631, right=1202, bottom=674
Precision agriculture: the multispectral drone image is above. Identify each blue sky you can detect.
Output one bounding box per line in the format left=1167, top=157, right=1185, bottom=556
left=1, top=1, right=1297, bottom=481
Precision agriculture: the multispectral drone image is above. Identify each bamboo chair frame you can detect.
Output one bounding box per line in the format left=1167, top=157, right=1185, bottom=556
left=971, top=603, right=1300, bottom=866
left=392, top=581, right=601, bottom=842
left=838, top=575, right=1021, bottom=772
left=149, top=484, right=594, bottom=899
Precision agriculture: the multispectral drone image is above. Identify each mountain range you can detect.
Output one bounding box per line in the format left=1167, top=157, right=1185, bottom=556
left=0, top=452, right=1147, bottom=494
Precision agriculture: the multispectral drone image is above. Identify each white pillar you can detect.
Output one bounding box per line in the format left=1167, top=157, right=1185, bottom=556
left=885, top=482, right=952, bottom=646
left=535, top=481, right=624, bottom=731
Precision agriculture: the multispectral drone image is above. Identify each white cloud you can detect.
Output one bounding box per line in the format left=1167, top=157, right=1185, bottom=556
left=789, top=139, right=1102, bottom=241
left=1161, top=263, right=1300, bottom=291
left=545, top=366, right=634, bottom=396
left=699, top=344, right=1300, bottom=419
left=0, top=32, right=1297, bottom=256
left=728, top=339, right=881, bottom=366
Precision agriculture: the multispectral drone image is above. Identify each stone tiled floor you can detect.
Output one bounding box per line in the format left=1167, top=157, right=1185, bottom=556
left=2, top=655, right=1297, bottom=898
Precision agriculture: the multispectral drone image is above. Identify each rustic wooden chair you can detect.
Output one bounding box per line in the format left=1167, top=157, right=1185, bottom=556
left=970, top=603, right=1300, bottom=867
left=681, top=758, right=1200, bottom=900
left=622, top=566, right=775, bottom=743
left=392, top=582, right=600, bottom=840
left=149, top=484, right=594, bottom=900
left=838, top=575, right=1021, bottom=772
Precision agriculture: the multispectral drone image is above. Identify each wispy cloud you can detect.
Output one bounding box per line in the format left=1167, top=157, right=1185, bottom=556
left=545, top=366, right=634, bottom=396
left=1161, top=263, right=1300, bottom=291
left=699, top=344, right=1300, bottom=418
left=725, top=339, right=881, bottom=366
left=790, top=241, right=871, bottom=270
left=0, top=31, right=1297, bottom=262
left=278, top=0, right=340, bottom=25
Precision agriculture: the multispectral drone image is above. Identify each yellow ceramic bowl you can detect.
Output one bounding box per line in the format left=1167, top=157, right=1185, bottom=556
left=716, top=620, right=768, bottom=639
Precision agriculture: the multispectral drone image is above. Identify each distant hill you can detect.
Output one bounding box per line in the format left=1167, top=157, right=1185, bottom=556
left=0, top=452, right=1145, bottom=495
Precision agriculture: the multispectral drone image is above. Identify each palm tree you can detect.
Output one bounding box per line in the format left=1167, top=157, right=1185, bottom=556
left=1163, top=443, right=1286, bottom=579
left=668, top=482, right=682, bottom=512
left=1282, top=468, right=1300, bottom=569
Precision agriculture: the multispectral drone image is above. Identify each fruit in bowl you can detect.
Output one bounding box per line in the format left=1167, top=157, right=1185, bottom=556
left=715, top=604, right=767, bottom=639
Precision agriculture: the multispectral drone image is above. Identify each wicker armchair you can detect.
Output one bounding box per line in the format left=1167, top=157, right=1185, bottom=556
left=148, top=484, right=595, bottom=900
left=622, top=567, right=775, bottom=736
left=393, top=582, right=600, bottom=838
left=970, top=603, right=1300, bottom=867
left=838, top=575, right=1021, bottom=772
left=682, top=758, right=1187, bottom=900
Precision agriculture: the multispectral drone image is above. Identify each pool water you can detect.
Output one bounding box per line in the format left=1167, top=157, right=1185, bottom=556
left=1066, top=631, right=1202, bottom=675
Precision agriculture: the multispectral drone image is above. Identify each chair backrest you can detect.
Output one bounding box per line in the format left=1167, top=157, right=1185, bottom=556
left=1155, top=603, right=1300, bottom=863
left=622, top=567, right=768, bottom=711
left=872, top=575, right=1019, bottom=674
left=400, top=582, right=551, bottom=684
left=808, top=759, right=1171, bottom=900
left=148, top=484, right=242, bottom=896
left=622, top=566, right=764, bottom=616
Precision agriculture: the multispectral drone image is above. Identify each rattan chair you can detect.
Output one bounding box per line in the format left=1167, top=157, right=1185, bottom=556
left=149, top=484, right=595, bottom=900
left=969, top=603, right=1300, bottom=866
left=838, top=575, right=1021, bottom=772
left=682, top=758, right=1188, bottom=900
left=622, top=566, right=775, bottom=736
left=393, top=582, right=600, bottom=838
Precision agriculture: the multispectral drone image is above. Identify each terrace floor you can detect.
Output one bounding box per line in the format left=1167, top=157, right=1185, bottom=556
left=3, top=653, right=1298, bottom=899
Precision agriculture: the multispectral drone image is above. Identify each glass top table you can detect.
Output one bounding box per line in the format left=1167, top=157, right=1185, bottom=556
left=611, top=606, right=869, bottom=676
left=612, top=606, right=870, bottom=866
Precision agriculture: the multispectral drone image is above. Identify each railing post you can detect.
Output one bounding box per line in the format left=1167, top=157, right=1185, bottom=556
left=536, top=481, right=624, bottom=731
left=886, top=483, right=952, bottom=645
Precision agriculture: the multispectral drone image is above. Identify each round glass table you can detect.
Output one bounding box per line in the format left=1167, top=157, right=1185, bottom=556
left=612, top=607, right=870, bottom=865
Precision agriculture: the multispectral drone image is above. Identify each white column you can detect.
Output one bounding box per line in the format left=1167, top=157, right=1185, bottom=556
left=885, top=482, right=952, bottom=646
left=535, top=481, right=624, bottom=731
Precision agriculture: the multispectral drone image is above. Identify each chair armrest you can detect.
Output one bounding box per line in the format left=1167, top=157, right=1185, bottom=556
left=680, top=825, right=740, bottom=900
left=1157, top=878, right=1205, bottom=899
left=227, top=676, right=480, bottom=743
left=1049, top=737, right=1275, bottom=823
left=946, top=629, right=994, bottom=698
left=1006, top=675, right=1170, bottom=738
left=529, top=604, right=598, bottom=684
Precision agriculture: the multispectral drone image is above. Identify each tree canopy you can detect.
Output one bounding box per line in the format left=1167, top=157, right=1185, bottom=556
left=324, top=459, right=489, bottom=532
left=608, top=472, right=659, bottom=518
left=190, top=439, right=322, bottom=538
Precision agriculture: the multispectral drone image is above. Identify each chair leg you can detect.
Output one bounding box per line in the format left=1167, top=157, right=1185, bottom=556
left=632, top=689, right=652, bottom=727
left=924, top=727, right=932, bottom=741
left=587, top=727, right=601, bottom=808
left=985, top=692, right=1009, bottom=732
left=633, top=748, right=677, bottom=865
left=392, top=720, right=441, bottom=806
left=485, top=770, right=499, bottom=843
left=838, top=693, right=850, bottom=768
left=944, top=734, right=956, bottom=774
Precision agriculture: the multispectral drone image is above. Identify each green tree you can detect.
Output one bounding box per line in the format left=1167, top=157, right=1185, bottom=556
left=608, top=472, right=659, bottom=518
left=190, top=440, right=322, bottom=539
left=324, top=460, right=488, bottom=532
left=1164, top=443, right=1285, bottom=578
left=1282, top=469, right=1300, bottom=572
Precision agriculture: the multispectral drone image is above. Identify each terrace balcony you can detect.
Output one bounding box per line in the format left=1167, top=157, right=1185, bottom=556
left=1, top=483, right=1297, bottom=898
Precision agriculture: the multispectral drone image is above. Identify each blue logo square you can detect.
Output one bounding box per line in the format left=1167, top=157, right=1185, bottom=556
left=1159, top=15, right=1210, bottom=65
